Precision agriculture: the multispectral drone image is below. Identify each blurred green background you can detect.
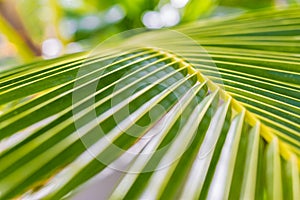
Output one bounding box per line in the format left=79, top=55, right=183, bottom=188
left=0, top=0, right=299, bottom=69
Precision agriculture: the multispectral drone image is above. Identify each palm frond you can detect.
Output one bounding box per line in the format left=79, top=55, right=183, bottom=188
left=0, top=6, right=299, bottom=200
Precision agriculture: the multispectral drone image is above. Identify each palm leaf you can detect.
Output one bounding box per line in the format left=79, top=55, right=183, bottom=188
left=0, top=7, right=299, bottom=200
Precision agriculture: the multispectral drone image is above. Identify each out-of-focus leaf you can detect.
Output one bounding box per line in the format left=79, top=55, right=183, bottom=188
left=220, top=0, right=274, bottom=9
left=182, top=0, right=219, bottom=21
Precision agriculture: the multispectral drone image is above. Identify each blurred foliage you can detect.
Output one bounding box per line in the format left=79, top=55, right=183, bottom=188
left=0, top=0, right=299, bottom=66
left=182, top=0, right=218, bottom=21
left=219, top=0, right=273, bottom=9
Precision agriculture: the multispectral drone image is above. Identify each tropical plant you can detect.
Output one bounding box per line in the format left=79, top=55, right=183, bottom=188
left=0, top=6, right=299, bottom=200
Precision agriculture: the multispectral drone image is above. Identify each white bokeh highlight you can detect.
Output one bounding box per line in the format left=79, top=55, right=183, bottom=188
left=142, top=11, right=164, bottom=29
left=160, top=4, right=180, bottom=27
left=142, top=4, right=181, bottom=29
left=171, top=0, right=190, bottom=8
left=42, top=38, right=63, bottom=59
